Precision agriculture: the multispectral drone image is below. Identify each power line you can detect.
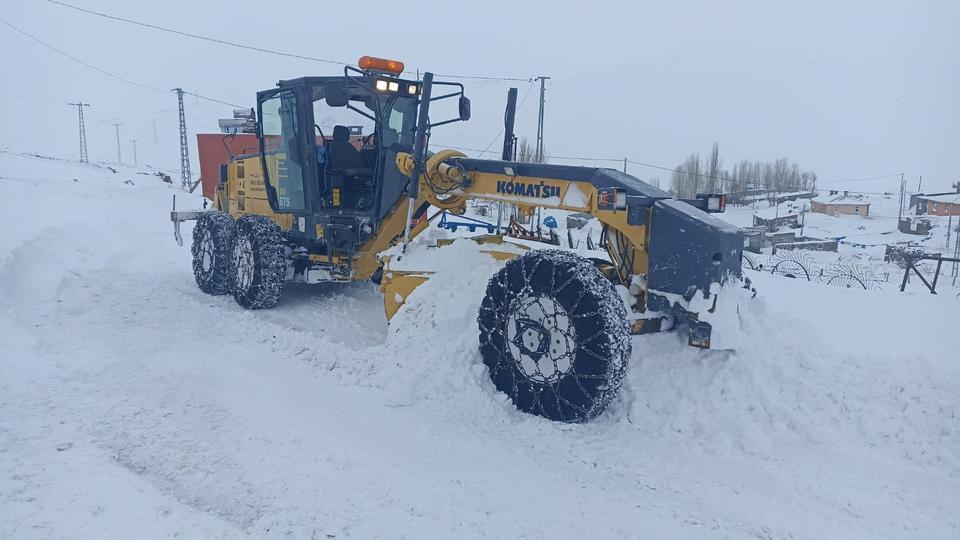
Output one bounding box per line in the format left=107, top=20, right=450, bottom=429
left=433, top=143, right=909, bottom=191
left=10, top=10, right=916, bottom=190
left=43, top=0, right=530, bottom=82
left=44, top=0, right=346, bottom=65
left=817, top=173, right=902, bottom=184
left=477, top=81, right=536, bottom=155
left=181, top=90, right=244, bottom=109
left=0, top=17, right=166, bottom=94
left=0, top=17, right=244, bottom=109
left=627, top=158, right=726, bottom=181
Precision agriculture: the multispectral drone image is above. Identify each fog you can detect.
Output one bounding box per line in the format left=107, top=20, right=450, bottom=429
left=2, top=0, right=957, bottom=191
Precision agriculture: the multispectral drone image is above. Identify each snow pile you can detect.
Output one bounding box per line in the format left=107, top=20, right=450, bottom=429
left=1, top=150, right=958, bottom=538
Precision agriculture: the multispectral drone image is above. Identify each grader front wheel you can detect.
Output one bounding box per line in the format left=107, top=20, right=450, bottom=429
left=231, top=215, right=285, bottom=309
left=477, top=250, right=631, bottom=422
left=191, top=212, right=236, bottom=295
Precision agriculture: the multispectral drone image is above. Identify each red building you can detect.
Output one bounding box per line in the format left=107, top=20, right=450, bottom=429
left=196, top=133, right=259, bottom=200
left=915, top=192, right=960, bottom=216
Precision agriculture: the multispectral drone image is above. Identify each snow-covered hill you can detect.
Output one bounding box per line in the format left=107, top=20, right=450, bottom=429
left=1, top=150, right=958, bottom=539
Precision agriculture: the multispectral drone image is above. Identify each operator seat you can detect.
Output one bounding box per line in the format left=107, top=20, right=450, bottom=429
left=326, top=125, right=374, bottom=209
left=327, top=125, right=365, bottom=171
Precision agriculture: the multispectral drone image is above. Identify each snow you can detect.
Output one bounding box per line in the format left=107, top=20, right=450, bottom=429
left=560, top=182, right=589, bottom=208
left=658, top=198, right=741, bottom=232
left=752, top=200, right=806, bottom=221
left=812, top=192, right=870, bottom=204
left=918, top=192, right=960, bottom=204
left=1, top=149, right=959, bottom=538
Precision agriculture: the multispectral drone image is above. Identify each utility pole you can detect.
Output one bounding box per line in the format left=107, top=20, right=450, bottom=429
left=173, top=88, right=192, bottom=190
left=952, top=217, right=960, bottom=279
left=917, top=175, right=923, bottom=192
left=947, top=215, right=952, bottom=250
left=110, top=120, right=123, bottom=164
left=68, top=101, right=90, bottom=163
left=535, top=76, right=550, bottom=164
left=130, top=139, right=138, bottom=167
left=896, top=172, right=905, bottom=225
left=623, top=157, right=627, bottom=174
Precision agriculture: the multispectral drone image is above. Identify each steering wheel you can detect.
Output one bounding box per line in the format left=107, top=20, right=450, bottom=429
left=314, top=124, right=326, bottom=142
left=360, top=132, right=376, bottom=150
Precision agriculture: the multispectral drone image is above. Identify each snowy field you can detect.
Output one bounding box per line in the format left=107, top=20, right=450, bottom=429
left=1, top=149, right=958, bottom=539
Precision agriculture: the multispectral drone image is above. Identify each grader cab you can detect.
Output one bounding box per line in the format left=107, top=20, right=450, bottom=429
left=172, top=56, right=748, bottom=422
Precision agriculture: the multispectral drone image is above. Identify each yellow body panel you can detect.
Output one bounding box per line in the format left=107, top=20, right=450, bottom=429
left=216, top=155, right=294, bottom=230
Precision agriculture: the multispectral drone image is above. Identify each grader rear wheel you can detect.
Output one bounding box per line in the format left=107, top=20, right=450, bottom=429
left=478, top=250, right=631, bottom=422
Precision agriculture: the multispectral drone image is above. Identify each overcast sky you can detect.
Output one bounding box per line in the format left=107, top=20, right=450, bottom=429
left=2, top=0, right=958, bottom=192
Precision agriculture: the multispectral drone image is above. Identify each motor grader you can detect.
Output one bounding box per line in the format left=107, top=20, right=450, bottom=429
left=171, top=56, right=746, bottom=422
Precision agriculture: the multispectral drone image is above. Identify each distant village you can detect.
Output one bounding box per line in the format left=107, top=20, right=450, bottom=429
left=735, top=186, right=960, bottom=257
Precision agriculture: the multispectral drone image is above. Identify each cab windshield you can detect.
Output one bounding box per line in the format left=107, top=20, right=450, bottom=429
left=310, top=90, right=417, bottom=148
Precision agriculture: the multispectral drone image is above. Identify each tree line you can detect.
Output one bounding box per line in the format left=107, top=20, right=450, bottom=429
left=669, top=142, right=817, bottom=204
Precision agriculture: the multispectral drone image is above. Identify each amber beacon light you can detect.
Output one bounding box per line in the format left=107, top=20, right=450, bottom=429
left=358, top=56, right=405, bottom=75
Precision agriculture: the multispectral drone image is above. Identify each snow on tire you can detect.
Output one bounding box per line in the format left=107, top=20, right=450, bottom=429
left=191, top=212, right=236, bottom=295
left=231, top=215, right=285, bottom=309
left=478, top=250, right=631, bottom=422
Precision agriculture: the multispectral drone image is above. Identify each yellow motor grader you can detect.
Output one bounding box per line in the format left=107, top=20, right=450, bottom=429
left=171, top=56, right=746, bottom=422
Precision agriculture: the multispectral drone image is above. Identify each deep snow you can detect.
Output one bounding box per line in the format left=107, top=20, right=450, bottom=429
left=1, top=150, right=958, bottom=539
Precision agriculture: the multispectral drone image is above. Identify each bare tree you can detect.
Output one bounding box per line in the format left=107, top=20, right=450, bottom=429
left=703, top=142, right=722, bottom=193
left=671, top=144, right=817, bottom=203
left=671, top=153, right=703, bottom=198
left=516, top=137, right=548, bottom=163
left=516, top=137, right=535, bottom=163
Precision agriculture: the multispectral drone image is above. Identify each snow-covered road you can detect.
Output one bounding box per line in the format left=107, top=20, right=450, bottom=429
left=1, top=150, right=958, bottom=539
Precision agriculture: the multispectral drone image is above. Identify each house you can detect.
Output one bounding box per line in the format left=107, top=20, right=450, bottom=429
left=752, top=201, right=803, bottom=232
left=753, top=213, right=799, bottom=231
left=810, top=191, right=870, bottom=217
left=913, top=192, right=960, bottom=216
left=772, top=191, right=816, bottom=205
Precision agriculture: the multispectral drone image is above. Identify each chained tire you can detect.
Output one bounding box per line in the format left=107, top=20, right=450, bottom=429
left=478, top=250, right=631, bottom=422
left=191, top=212, right=236, bottom=295
left=231, top=215, right=285, bottom=309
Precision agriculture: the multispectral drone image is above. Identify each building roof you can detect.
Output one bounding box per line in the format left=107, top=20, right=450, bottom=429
left=918, top=192, right=960, bottom=204
left=775, top=190, right=816, bottom=199
left=811, top=192, right=870, bottom=205
left=754, top=201, right=804, bottom=220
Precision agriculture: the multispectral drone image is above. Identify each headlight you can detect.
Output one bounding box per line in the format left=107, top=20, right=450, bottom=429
left=375, top=79, right=389, bottom=92
left=388, top=81, right=400, bottom=92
